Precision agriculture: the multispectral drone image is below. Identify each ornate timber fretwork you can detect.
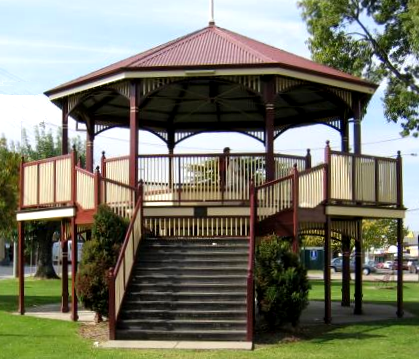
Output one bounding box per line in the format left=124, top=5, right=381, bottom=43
left=320, top=117, right=342, bottom=131
left=327, top=87, right=353, bottom=108
left=299, top=220, right=360, bottom=241
left=67, top=93, right=84, bottom=114
left=221, top=75, right=261, bottom=94
left=243, top=130, right=265, bottom=143
left=94, top=124, right=118, bottom=136
left=141, top=77, right=183, bottom=98
left=108, top=80, right=130, bottom=99
left=174, top=131, right=198, bottom=144
left=275, top=76, right=307, bottom=94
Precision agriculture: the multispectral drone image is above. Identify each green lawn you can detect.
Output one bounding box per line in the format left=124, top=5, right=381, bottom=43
left=0, top=278, right=418, bottom=358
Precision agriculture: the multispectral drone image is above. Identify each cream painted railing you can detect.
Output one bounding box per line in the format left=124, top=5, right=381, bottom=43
left=299, top=165, right=327, bottom=208
left=256, top=174, right=294, bottom=221
left=102, top=178, right=136, bottom=219
left=329, top=152, right=399, bottom=205
left=144, top=216, right=250, bottom=237
left=109, top=187, right=143, bottom=340
left=104, top=156, right=130, bottom=185
left=22, top=154, right=72, bottom=207
left=76, top=168, right=95, bottom=210
left=134, top=152, right=307, bottom=203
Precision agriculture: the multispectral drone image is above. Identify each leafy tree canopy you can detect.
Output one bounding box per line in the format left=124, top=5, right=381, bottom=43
left=298, top=0, right=419, bottom=136
left=0, top=137, right=20, bottom=238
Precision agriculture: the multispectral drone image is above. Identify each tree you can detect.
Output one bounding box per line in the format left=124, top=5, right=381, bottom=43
left=20, top=123, right=85, bottom=278
left=362, top=218, right=408, bottom=250
left=298, top=0, right=419, bottom=136
left=0, top=137, right=20, bottom=239
left=76, top=205, right=128, bottom=321
left=255, top=234, right=310, bottom=328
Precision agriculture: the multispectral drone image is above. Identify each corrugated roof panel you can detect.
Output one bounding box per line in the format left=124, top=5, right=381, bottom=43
left=46, top=25, right=375, bottom=95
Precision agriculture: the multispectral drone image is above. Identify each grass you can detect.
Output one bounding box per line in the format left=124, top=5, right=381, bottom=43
left=0, top=277, right=418, bottom=358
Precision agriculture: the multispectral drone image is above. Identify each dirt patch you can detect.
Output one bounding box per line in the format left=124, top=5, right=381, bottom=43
left=79, top=321, right=109, bottom=343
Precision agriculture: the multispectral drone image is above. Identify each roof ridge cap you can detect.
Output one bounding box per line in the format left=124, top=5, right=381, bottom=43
left=213, top=26, right=276, bottom=63
left=132, top=26, right=212, bottom=67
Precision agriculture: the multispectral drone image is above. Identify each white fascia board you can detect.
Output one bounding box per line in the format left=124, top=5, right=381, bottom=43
left=325, top=206, right=405, bottom=219
left=47, top=67, right=375, bottom=100
left=17, top=207, right=76, bottom=222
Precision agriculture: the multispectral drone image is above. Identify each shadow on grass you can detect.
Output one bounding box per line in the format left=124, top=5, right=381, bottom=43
left=0, top=295, right=60, bottom=312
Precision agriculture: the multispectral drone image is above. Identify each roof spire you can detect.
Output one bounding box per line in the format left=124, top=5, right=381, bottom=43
left=209, top=0, right=215, bottom=26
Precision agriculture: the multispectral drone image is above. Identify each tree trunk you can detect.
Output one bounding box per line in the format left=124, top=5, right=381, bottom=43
left=34, top=222, right=59, bottom=279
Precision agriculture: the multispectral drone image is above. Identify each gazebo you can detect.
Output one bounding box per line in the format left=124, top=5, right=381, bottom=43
left=16, top=22, right=405, bottom=345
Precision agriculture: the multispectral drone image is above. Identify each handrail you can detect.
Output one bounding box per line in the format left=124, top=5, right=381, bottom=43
left=247, top=182, right=256, bottom=342
left=108, top=182, right=144, bottom=340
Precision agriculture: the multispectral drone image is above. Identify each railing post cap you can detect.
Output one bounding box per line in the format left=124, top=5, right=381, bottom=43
left=139, top=179, right=144, bottom=186
left=326, top=140, right=330, bottom=147
left=72, top=144, right=77, bottom=152
left=306, top=148, right=311, bottom=155
left=108, top=267, right=114, bottom=278
left=397, top=151, right=401, bottom=158
left=95, top=165, right=100, bottom=173
left=101, top=151, right=106, bottom=157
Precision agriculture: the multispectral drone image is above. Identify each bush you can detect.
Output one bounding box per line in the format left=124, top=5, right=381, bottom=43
left=76, top=205, right=128, bottom=318
left=255, top=234, right=310, bottom=328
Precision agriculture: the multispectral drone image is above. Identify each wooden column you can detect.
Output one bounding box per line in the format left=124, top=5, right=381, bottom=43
left=62, top=98, right=69, bottom=155
left=85, top=123, right=95, bottom=172
left=129, top=82, right=139, bottom=190
left=61, top=221, right=69, bottom=313
left=18, top=221, right=25, bottom=315
left=70, top=217, right=78, bottom=321
left=354, top=220, right=363, bottom=315
left=262, top=76, right=275, bottom=182
left=396, top=218, right=404, bottom=318
left=353, top=97, right=362, bottom=155
left=341, top=235, right=351, bottom=307
left=324, top=217, right=331, bottom=324
left=340, top=118, right=351, bottom=307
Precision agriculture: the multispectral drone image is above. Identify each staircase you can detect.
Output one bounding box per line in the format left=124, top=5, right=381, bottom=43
left=115, top=237, right=250, bottom=341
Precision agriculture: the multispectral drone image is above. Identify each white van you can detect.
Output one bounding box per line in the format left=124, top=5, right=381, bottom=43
left=52, top=240, right=83, bottom=264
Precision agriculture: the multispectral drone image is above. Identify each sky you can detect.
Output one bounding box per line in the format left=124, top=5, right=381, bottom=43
left=0, top=0, right=418, bottom=229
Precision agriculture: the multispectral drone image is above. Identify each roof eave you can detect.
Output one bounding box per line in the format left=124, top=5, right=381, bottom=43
left=45, top=63, right=378, bottom=100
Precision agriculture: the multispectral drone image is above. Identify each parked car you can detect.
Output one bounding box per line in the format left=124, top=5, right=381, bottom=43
left=392, top=259, right=408, bottom=271
left=408, top=259, right=418, bottom=274
left=330, top=257, right=376, bottom=275
left=52, top=240, right=83, bottom=264
left=382, top=260, right=394, bottom=269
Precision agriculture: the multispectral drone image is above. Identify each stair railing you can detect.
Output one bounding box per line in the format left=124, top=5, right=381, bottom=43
left=108, top=181, right=144, bottom=340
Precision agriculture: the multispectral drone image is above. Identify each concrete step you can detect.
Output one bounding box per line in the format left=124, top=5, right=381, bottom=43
left=117, top=318, right=247, bottom=331
left=115, top=328, right=247, bottom=341
left=128, top=282, right=247, bottom=293
left=122, top=300, right=246, bottom=311
left=118, top=309, right=247, bottom=320
left=131, top=274, right=247, bottom=284
left=134, top=267, right=247, bottom=276
left=125, top=291, right=246, bottom=302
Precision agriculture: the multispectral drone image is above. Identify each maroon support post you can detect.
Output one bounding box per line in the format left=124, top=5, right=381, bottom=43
left=247, top=181, right=256, bottom=343
left=324, top=217, right=331, bottom=324
left=396, top=218, right=404, bottom=318
left=262, top=76, right=275, bottom=182
left=62, top=98, right=69, bottom=155
left=70, top=217, right=78, bottom=321
left=341, top=235, right=351, bottom=307
left=108, top=268, right=116, bottom=340
left=354, top=221, right=363, bottom=315
left=61, top=221, right=69, bottom=313
left=292, top=164, right=299, bottom=254
left=18, top=221, right=25, bottom=315
left=129, top=82, right=139, bottom=190
left=85, top=130, right=94, bottom=173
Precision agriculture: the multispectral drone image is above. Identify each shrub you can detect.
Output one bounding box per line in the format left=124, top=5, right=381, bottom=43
left=76, top=205, right=128, bottom=319
left=255, top=234, right=310, bottom=328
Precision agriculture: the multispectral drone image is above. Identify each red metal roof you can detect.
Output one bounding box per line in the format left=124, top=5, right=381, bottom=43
left=46, top=25, right=376, bottom=95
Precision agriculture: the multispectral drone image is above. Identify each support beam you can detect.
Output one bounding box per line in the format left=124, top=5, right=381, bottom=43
left=18, top=221, right=25, bottom=315
left=354, top=220, right=363, bottom=315
left=324, top=217, right=332, bottom=324
left=61, top=220, right=69, bottom=313
left=341, top=235, right=351, bottom=307
left=396, top=218, right=404, bottom=318
left=70, top=218, right=78, bottom=321
left=85, top=118, right=95, bottom=172
left=353, top=97, right=362, bottom=154
left=62, top=98, right=69, bottom=155
left=262, top=76, right=275, bottom=182
left=129, top=82, right=139, bottom=189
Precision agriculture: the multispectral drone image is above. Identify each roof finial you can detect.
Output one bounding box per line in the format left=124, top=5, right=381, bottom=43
left=209, top=0, right=215, bottom=26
